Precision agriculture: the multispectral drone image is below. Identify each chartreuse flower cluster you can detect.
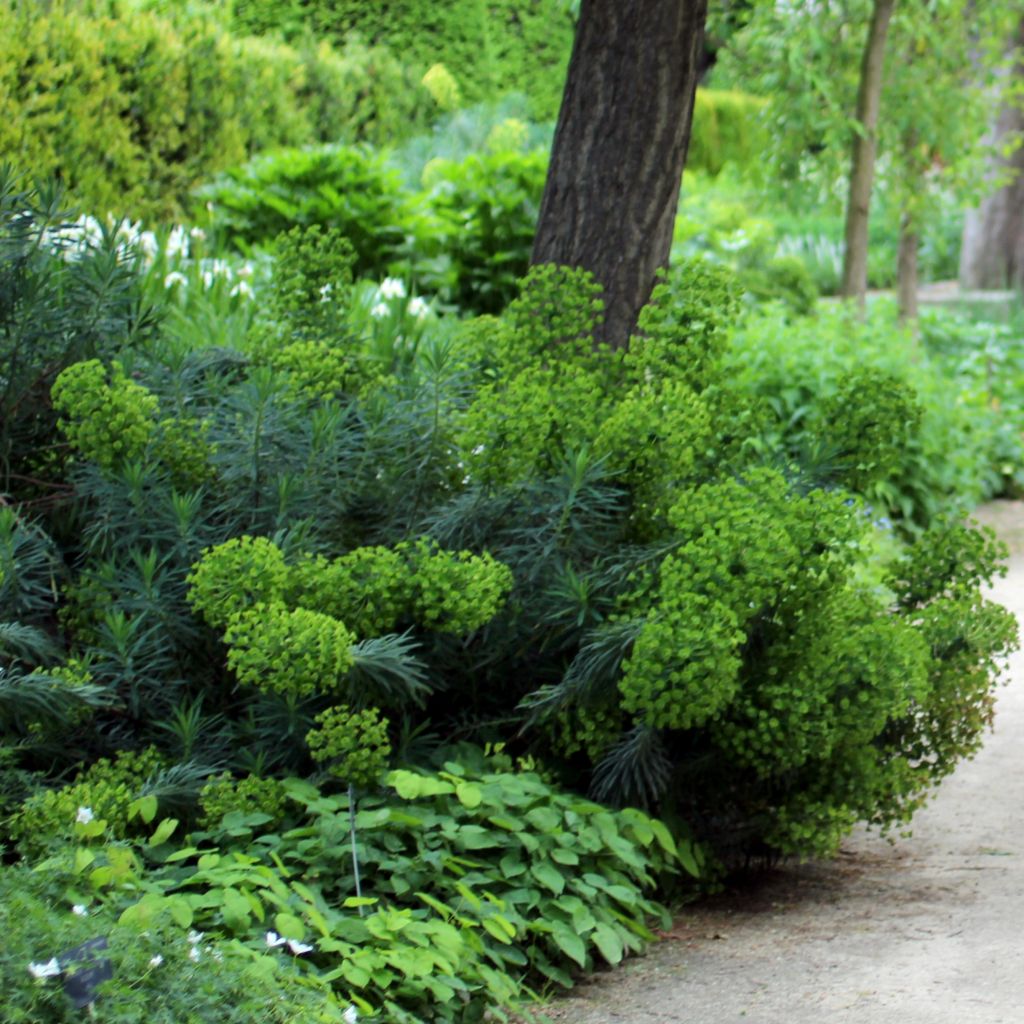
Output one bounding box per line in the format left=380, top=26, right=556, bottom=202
left=188, top=535, right=512, bottom=639
left=51, top=360, right=159, bottom=470
left=305, top=704, right=391, bottom=785
left=10, top=747, right=165, bottom=854
left=199, top=773, right=289, bottom=829
left=51, top=359, right=214, bottom=484
left=224, top=603, right=356, bottom=697
left=187, top=534, right=513, bottom=696
left=619, top=469, right=858, bottom=731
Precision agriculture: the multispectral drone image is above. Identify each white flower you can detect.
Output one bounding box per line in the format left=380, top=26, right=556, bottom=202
left=188, top=930, right=203, bottom=945
left=230, top=281, right=254, bottom=300
left=265, top=931, right=286, bottom=948
left=189, top=227, right=206, bottom=242
left=286, top=939, right=314, bottom=955
left=71, top=904, right=88, bottom=917
left=189, top=945, right=201, bottom=962
left=378, top=277, right=406, bottom=300
left=237, top=261, right=254, bottom=280
left=135, top=231, right=159, bottom=264
left=209, top=259, right=232, bottom=279
left=76, top=807, right=94, bottom=824
left=165, top=225, right=189, bottom=260
left=164, top=271, right=188, bottom=289
left=149, top=955, right=164, bottom=968
left=370, top=302, right=389, bottom=320
left=407, top=296, right=430, bottom=320
left=202, top=270, right=215, bottom=289
left=344, top=1005, right=359, bottom=1024
left=28, top=958, right=61, bottom=979
left=319, top=282, right=334, bottom=304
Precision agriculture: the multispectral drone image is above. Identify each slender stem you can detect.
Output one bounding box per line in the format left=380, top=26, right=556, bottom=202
left=348, top=783, right=364, bottom=916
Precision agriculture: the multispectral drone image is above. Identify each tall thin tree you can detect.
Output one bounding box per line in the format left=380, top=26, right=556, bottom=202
left=840, top=0, right=897, bottom=307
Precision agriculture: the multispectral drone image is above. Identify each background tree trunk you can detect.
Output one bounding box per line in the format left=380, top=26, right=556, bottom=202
left=959, top=16, right=1024, bottom=291
left=840, top=0, right=896, bottom=307
left=897, top=213, right=919, bottom=321
left=530, top=0, right=709, bottom=349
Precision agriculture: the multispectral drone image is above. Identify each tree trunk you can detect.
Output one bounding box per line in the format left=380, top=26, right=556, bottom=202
left=959, top=16, right=1024, bottom=291
left=530, top=0, right=709, bottom=349
left=897, top=213, right=919, bottom=322
left=840, top=0, right=897, bottom=307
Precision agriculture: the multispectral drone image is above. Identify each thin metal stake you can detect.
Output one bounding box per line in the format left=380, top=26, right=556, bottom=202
left=348, top=783, right=364, bottom=916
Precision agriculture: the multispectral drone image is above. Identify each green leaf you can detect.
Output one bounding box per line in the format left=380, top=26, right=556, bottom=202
left=274, top=912, right=306, bottom=940
left=130, top=795, right=158, bottom=824
left=498, top=853, right=526, bottom=878
left=592, top=923, right=624, bottom=965
left=387, top=770, right=455, bottom=800
left=455, top=782, right=483, bottom=808
left=482, top=915, right=515, bottom=944
left=73, top=848, right=96, bottom=874
left=531, top=861, right=566, bottom=895
left=551, top=923, right=587, bottom=968
left=489, top=815, right=525, bottom=832
left=148, top=818, right=178, bottom=846
left=343, top=896, right=378, bottom=909
left=676, top=838, right=701, bottom=877
left=551, top=847, right=579, bottom=866
left=341, top=961, right=371, bottom=988
left=169, top=897, right=193, bottom=929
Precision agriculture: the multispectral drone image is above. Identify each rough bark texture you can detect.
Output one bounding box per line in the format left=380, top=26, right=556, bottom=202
left=530, top=0, right=709, bottom=349
left=840, top=0, right=896, bottom=306
left=960, top=16, right=1024, bottom=291
left=897, top=215, right=919, bottom=321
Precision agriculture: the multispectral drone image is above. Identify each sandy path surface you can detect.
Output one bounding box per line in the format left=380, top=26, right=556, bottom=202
left=547, top=501, right=1024, bottom=1024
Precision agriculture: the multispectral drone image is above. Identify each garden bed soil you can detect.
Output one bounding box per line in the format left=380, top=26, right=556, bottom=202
left=543, top=500, right=1024, bottom=1024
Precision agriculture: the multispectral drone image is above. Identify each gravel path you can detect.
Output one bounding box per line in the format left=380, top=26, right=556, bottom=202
left=546, top=501, right=1024, bottom=1024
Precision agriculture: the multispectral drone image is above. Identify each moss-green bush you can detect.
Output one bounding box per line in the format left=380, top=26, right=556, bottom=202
left=0, top=2, right=435, bottom=220
left=688, top=89, right=770, bottom=178
left=230, top=0, right=576, bottom=120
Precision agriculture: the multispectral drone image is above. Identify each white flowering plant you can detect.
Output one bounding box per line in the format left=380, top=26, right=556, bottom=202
left=0, top=862, right=346, bottom=1023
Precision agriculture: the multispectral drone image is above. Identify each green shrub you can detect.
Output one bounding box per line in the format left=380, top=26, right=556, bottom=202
left=9, top=748, right=165, bottom=855
left=3, top=165, right=1015, bottom=885
left=230, top=0, right=576, bottom=120
left=197, top=144, right=418, bottom=277
left=0, top=171, right=161, bottom=494
left=0, top=2, right=435, bottom=220
left=725, top=301, right=1008, bottom=528
left=419, top=149, right=548, bottom=314
left=688, top=89, right=770, bottom=177
left=96, top=761, right=693, bottom=1020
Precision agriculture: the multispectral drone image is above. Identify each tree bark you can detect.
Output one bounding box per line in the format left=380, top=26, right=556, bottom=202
left=840, top=0, right=897, bottom=307
left=897, top=213, right=919, bottom=322
left=959, top=16, right=1024, bottom=291
left=530, top=0, right=709, bottom=349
